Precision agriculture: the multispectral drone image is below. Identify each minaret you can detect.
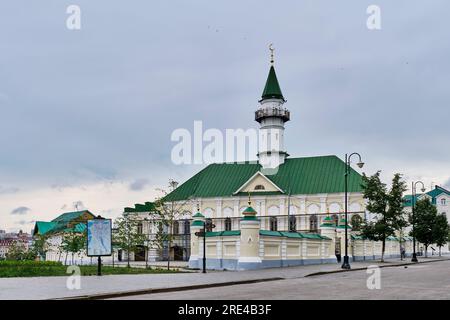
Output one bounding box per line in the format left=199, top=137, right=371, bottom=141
left=255, top=45, right=290, bottom=171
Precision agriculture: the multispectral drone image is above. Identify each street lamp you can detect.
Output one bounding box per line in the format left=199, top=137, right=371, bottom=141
left=411, top=181, right=426, bottom=263
left=342, top=152, right=364, bottom=270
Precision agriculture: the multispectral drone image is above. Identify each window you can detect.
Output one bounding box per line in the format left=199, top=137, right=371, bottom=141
left=172, top=221, right=179, bottom=235
left=309, top=215, right=318, bottom=232
left=331, top=214, right=339, bottom=226
left=441, top=198, right=447, bottom=206
left=288, top=216, right=296, bottom=232
left=270, top=216, right=278, bottom=231
left=225, top=217, right=232, bottom=231
left=254, top=184, right=265, bottom=191
left=205, top=218, right=213, bottom=232
left=183, top=220, right=190, bottom=235
left=137, top=222, right=143, bottom=234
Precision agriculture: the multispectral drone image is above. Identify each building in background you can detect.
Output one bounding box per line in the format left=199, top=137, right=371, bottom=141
left=0, top=230, right=32, bottom=259
left=124, top=57, right=367, bottom=264
left=33, top=210, right=104, bottom=264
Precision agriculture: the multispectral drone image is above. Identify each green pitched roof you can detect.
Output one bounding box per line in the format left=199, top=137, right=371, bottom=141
left=164, top=155, right=363, bottom=201
left=124, top=202, right=156, bottom=213
left=261, top=66, right=284, bottom=100
left=33, top=210, right=94, bottom=236
left=403, top=185, right=450, bottom=207
left=34, top=221, right=57, bottom=235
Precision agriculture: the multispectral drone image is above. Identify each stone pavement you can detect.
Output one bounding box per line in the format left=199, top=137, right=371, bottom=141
left=0, top=256, right=448, bottom=300
left=117, top=259, right=450, bottom=300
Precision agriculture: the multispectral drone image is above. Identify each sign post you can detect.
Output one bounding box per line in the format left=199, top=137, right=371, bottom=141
left=87, top=215, right=112, bottom=276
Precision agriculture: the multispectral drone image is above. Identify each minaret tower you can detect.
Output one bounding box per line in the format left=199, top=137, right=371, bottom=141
left=255, top=44, right=290, bottom=171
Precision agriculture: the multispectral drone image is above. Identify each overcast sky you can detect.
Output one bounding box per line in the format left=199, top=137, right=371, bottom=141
left=1, top=1, right=449, bottom=232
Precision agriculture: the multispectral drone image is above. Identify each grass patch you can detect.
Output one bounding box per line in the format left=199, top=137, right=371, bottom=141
left=0, top=261, right=182, bottom=277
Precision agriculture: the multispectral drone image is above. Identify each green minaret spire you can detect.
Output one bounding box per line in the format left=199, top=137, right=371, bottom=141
left=261, top=45, right=285, bottom=100
left=261, top=65, right=284, bottom=100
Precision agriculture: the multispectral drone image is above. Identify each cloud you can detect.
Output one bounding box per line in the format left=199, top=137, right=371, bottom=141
left=129, top=179, right=150, bottom=191
left=0, top=186, right=19, bottom=194
left=72, top=201, right=86, bottom=211
left=11, top=206, right=30, bottom=215
left=16, top=220, right=35, bottom=226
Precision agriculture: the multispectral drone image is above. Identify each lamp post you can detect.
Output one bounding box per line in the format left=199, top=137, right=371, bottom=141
left=411, top=181, right=426, bottom=263
left=341, top=153, right=364, bottom=270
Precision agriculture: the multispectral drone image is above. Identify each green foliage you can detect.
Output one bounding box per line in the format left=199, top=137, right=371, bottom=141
left=350, top=215, right=363, bottom=231
left=113, top=213, right=147, bottom=267
left=361, top=172, right=408, bottom=261
left=0, top=260, right=181, bottom=277
left=5, top=241, right=35, bottom=261
left=31, top=234, right=49, bottom=260
left=410, top=198, right=449, bottom=256
left=61, top=231, right=87, bottom=264
left=433, top=214, right=449, bottom=252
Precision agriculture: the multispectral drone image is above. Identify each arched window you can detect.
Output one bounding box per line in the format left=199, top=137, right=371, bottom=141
left=270, top=216, right=278, bottom=231
left=205, top=218, right=213, bottom=232
left=224, top=217, right=232, bottom=231
left=309, top=215, right=318, bottom=232
left=351, top=215, right=363, bottom=231
left=332, top=214, right=339, bottom=226
left=288, top=216, right=297, bottom=232
left=254, top=184, right=265, bottom=191
left=441, top=198, right=447, bottom=206
left=172, top=221, right=179, bottom=235
left=183, top=219, right=190, bottom=234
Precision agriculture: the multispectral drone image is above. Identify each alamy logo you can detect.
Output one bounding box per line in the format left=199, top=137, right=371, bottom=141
left=171, top=121, right=283, bottom=173
left=366, top=265, right=381, bottom=290
left=66, top=5, right=81, bottom=30
left=366, top=5, right=381, bottom=30
left=66, top=265, right=81, bottom=290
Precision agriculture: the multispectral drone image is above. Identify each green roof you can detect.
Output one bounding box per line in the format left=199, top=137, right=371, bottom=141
left=33, top=210, right=94, bottom=236
left=205, top=230, right=241, bottom=237
left=259, top=230, right=329, bottom=240
left=403, top=185, right=450, bottom=207
left=192, top=212, right=205, bottom=218
left=34, top=221, right=57, bottom=235
left=164, top=155, right=363, bottom=201
left=124, top=202, right=156, bottom=213
left=261, top=66, right=284, bottom=101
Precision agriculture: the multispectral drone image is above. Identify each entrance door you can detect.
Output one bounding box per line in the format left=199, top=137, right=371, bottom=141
left=134, top=246, right=146, bottom=261
left=173, top=246, right=184, bottom=261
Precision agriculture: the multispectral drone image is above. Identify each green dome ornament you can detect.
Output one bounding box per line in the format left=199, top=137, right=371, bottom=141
left=242, top=193, right=258, bottom=220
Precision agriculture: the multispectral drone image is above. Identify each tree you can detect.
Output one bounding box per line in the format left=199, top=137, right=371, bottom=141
left=113, top=213, right=147, bottom=268
left=433, top=214, right=449, bottom=256
left=350, top=215, right=363, bottom=231
left=61, top=231, right=87, bottom=265
left=361, top=172, right=408, bottom=262
left=32, top=234, right=49, bottom=261
left=410, top=198, right=443, bottom=257
left=6, top=241, right=34, bottom=261
left=152, top=180, right=193, bottom=270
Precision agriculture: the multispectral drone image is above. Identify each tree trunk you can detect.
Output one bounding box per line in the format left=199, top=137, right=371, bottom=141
left=381, top=238, right=385, bottom=262
left=71, top=253, right=74, bottom=265
left=439, top=246, right=442, bottom=257
left=64, top=252, right=68, bottom=265
left=425, top=245, right=428, bottom=258
left=127, top=250, right=130, bottom=268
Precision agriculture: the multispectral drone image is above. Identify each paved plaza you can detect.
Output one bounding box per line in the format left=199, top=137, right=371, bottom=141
left=114, top=259, right=450, bottom=300
left=0, top=256, right=448, bottom=300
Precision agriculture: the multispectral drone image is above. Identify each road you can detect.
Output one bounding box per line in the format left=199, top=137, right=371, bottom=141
left=111, top=260, right=450, bottom=300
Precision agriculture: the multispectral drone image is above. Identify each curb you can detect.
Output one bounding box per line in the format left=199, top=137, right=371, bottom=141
left=51, top=277, right=284, bottom=300
left=304, top=258, right=450, bottom=277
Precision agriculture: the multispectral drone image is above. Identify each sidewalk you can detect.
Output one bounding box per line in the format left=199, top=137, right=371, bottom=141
left=0, top=256, right=448, bottom=300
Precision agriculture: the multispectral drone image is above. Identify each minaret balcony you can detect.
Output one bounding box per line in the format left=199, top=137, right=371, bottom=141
left=255, top=108, right=290, bottom=123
